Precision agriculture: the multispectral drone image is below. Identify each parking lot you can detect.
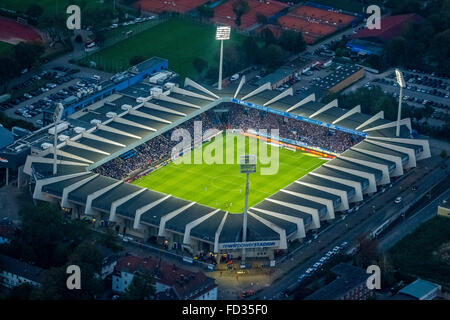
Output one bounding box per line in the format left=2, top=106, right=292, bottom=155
left=343, top=68, right=450, bottom=125
left=1, top=66, right=110, bottom=127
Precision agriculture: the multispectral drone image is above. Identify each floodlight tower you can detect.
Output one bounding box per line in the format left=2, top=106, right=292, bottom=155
left=215, top=26, right=231, bottom=90
left=395, top=68, right=406, bottom=137
left=239, top=154, right=256, bottom=266
left=53, top=103, right=64, bottom=175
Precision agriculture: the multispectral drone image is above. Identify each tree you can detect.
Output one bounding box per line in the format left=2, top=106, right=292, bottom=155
left=205, top=66, right=219, bottom=81
left=13, top=42, right=45, bottom=69
left=75, top=34, right=83, bottom=43
left=241, top=37, right=259, bottom=64
left=39, top=10, right=68, bottom=42
left=0, top=57, right=21, bottom=89
left=440, top=149, right=448, bottom=159
left=256, top=44, right=287, bottom=69
left=5, top=202, right=93, bottom=269
left=93, top=31, right=106, bottom=46
left=385, top=37, right=407, bottom=67
left=26, top=4, right=44, bottom=19
left=122, top=270, right=156, bottom=300
left=193, top=57, right=208, bottom=76
left=354, top=234, right=379, bottom=268
left=83, top=3, right=115, bottom=31
left=7, top=283, right=35, bottom=300
left=377, top=254, right=396, bottom=289
left=222, top=44, right=246, bottom=77
left=232, top=0, right=250, bottom=27
left=129, top=55, right=146, bottom=66
left=98, top=228, right=122, bottom=252
left=36, top=242, right=104, bottom=300
left=256, top=13, right=268, bottom=25
left=260, top=27, right=276, bottom=45
left=278, top=30, right=306, bottom=53
left=431, top=29, right=450, bottom=76
left=197, top=5, right=214, bottom=19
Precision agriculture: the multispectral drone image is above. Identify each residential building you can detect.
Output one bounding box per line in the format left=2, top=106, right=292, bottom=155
left=0, top=254, right=47, bottom=288
left=96, top=244, right=119, bottom=279
left=112, top=255, right=217, bottom=300
left=305, top=263, right=372, bottom=300
left=393, top=279, right=441, bottom=300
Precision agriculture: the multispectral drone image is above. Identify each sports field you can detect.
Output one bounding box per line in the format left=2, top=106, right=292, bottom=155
left=78, top=19, right=246, bottom=79
left=132, top=134, right=326, bottom=213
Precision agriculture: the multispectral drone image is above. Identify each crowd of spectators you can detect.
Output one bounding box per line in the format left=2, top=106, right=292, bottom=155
left=94, top=103, right=363, bottom=180
left=224, top=103, right=362, bottom=153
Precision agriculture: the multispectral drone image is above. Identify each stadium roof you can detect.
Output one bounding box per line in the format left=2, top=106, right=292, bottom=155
left=252, top=199, right=314, bottom=226
left=116, top=189, right=167, bottom=219
left=21, top=66, right=431, bottom=250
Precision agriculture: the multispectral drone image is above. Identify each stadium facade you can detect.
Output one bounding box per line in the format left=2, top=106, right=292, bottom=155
left=3, top=58, right=431, bottom=262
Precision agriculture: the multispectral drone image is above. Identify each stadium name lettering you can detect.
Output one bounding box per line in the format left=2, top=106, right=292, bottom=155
left=220, top=241, right=277, bottom=249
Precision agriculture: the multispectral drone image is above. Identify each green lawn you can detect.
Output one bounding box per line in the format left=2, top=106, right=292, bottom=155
left=0, top=41, right=13, bottom=57
left=388, top=216, right=450, bottom=287
left=79, top=19, right=246, bottom=80
left=132, top=134, right=326, bottom=213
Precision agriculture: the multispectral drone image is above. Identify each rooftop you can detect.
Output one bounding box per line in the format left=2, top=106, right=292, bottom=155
left=0, top=253, right=47, bottom=283
left=353, top=13, right=423, bottom=43
left=399, top=279, right=441, bottom=300
left=305, top=263, right=368, bottom=300
left=115, top=255, right=216, bottom=299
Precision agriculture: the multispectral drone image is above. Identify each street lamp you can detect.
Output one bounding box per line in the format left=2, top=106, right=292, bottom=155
left=216, top=26, right=231, bottom=90
left=395, top=68, right=406, bottom=137
left=239, top=154, right=256, bottom=266
left=52, top=103, right=64, bottom=175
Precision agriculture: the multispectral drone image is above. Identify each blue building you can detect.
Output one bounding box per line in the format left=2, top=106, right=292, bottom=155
left=43, top=57, right=169, bottom=125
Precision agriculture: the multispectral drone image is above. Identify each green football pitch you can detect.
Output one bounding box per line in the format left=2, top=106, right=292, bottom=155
left=79, top=19, right=246, bottom=80
left=132, top=134, right=327, bottom=213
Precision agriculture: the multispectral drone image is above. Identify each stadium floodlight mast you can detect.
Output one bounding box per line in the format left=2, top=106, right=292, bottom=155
left=216, top=26, right=231, bottom=90
left=52, top=103, right=64, bottom=175
left=395, top=68, right=406, bottom=137
left=239, top=154, right=256, bottom=266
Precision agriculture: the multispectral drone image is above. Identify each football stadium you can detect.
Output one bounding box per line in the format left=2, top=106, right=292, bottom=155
left=2, top=57, right=431, bottom=262
left=131, top=132, right=327, bottom=213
